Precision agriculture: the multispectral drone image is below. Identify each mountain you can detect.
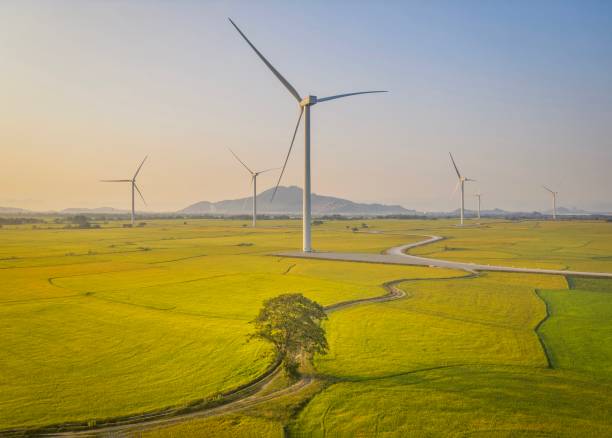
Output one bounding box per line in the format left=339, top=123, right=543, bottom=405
left=180, top=186, right=417, bottom=216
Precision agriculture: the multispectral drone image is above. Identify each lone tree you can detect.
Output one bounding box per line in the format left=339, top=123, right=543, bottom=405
left=251, top=293, right=328, bottom=376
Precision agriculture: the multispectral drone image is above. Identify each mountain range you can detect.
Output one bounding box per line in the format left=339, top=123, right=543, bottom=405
left=179, top=186, right=417, bottom=216
left=0, top=187, right=606, bottom=217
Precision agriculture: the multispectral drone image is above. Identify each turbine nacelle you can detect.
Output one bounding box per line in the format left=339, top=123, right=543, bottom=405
left=300, top=95, right=318, bottom=107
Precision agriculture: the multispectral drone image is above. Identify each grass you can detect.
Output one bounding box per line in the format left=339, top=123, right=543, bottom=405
left=141, top=415, right=283, bottom=438
left=537, top=277, right=612, bottom=376
left=292, top=366, right=612, bottom=437
left=0, top=219, right=452, bottom=428
left=408, top=219, right=612, bottom=272
left=315, top=273, right=562, bottom=380
left=291, top=271, right=612, bottom=436
left=1, top=218, right=612, bottom=435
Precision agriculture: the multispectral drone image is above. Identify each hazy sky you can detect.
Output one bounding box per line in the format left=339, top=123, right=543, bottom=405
left=1, top=0, right=611, bottom=212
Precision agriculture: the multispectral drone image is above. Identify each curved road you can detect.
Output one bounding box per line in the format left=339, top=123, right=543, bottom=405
left=276, top=235, right=612, bottom=279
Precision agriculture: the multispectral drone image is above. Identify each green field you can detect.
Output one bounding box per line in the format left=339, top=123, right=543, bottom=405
left=537, top=277, right=612, bottom=375
left=291, top=272, right=612, bottom=436
left=1, top=218, right=611, bottom=435
left=0, top=219, right=445, bottom=428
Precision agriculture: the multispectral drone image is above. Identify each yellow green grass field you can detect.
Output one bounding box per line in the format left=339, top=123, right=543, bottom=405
left=1, top=218, right=611, bottom=435
left=291, top=272, right=612, bottom=436
left=0, top=219, right=442, bottom=428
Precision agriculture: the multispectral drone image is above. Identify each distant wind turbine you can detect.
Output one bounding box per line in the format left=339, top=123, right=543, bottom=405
left=449, top=153, right=476, bottom=225
left=543, top=186, right=558, bottom=220
left=100, top=156, right=147, bottom=226
left=474, top=192, right=482, bottom=220
left=229, top=18, right=387, bottom=252
left=228, top=148, right=278, bottom=227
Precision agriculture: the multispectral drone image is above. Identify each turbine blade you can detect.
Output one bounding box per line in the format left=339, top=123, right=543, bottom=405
left=257, top=167, right=281, bottom=175
left=134, top=183, right=147, bottom=206
left=133, top=156, right=148, bottom=180
left=542, top=185, right=554, bottom=194
left=228, top=18, right=301, bottom=102
left=228, top=148, right=254, bottom=174
left=100, top=179, right=131, bottom=182
left=453, top=180, right=461, bottom=194
left=449, top=152, right=461, bottom=179
left=465, top=178, right=477, bottom=182
left=271, top=108, right=303, bottom=201
left=250, top=175, right=255, bottom=187
left=317, top=90, right=388, bottom=103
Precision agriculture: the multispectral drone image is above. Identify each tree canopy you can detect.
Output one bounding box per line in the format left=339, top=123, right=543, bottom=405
left=250, top=293, right=328, bottom=375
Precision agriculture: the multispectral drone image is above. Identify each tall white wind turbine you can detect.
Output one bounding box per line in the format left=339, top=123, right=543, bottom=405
left=101, top=156, right=147, bottom=226
left=449, top=153, right=476, bottom=225
left=229, top=18, right=387, bottom=252
left=474, top=192, right=482, bottom=220
left=229, top=148, right=278, bottom=227
left=542, top=186, right=558, bottom=220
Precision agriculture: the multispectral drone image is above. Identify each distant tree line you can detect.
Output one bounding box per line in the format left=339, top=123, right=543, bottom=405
left=0, top=217, right=45, bottom=225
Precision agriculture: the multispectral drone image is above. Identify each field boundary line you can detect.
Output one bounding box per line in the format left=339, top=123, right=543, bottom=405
left=534, top=288, right=555, bottom=369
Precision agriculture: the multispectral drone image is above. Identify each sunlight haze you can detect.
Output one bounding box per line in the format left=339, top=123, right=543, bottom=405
left=1, top=0, right=611, bottom=212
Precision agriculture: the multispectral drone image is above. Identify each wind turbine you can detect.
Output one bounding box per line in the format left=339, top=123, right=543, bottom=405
left=449, top=153, right=476, bottom=225
left=543, top=186, right=558, bottom=220
left=229, top=18, right=387, bottom=252
left=228, top=148, right=278, bottom=227
left=100, top=156, right=147, bottom=226
left=474, top=192, right=482, bottom=220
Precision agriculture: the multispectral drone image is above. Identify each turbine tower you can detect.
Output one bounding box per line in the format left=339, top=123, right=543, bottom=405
left=543, top=186, right=558, bottom=220
left=229, top=18, right=387, bottom=252
left=449, top=153, right=476, bottom=226
left=474, top=192, right=482, bottom=220
left=228, top=148, right=278, bottom=227
left=101, top=156, right=147, bottom=226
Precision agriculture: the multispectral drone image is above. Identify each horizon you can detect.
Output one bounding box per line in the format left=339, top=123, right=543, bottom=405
left=0, top=184, right=603, bottom=215
left=1, top=1, right=611, bottom=212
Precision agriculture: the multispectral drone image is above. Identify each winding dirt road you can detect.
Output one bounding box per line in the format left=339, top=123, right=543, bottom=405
left=276, top=235, right=612, bottom=278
